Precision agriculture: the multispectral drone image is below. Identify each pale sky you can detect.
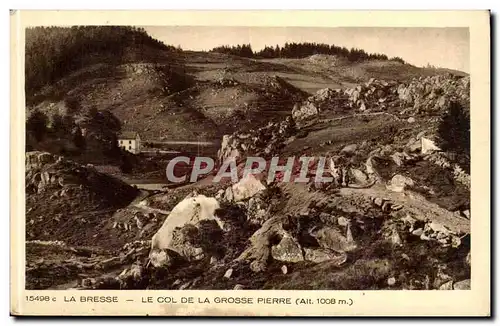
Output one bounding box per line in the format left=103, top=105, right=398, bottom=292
left=143, top=26, right=470, bottom=73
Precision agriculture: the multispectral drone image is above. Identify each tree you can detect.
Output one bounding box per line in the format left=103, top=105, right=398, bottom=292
left=119, top=154, right=133, bottom=173
left=50, top=112, right=66, bottom=137
left=26, top=110, right=48, bottom=142
left=437, top=101, right=470, bottom=158
left=72, top=126, right=86, bottom=150
left=79, top=107, right=121, bottom=156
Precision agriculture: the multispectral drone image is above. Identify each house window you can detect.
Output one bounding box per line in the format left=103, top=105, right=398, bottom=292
left=129, top=140, right=132, bottom=144
left=119, top=140, right=122, bottom=144
left=129, top=146, right=131, bottom=150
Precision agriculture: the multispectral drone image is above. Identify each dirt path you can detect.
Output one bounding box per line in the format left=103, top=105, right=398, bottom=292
left=317, top=111, right=403, bottom=124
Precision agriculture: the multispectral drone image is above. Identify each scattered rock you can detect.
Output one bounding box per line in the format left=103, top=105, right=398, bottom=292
left=428, top=221, right=451, bottom=235
left=453, top=279, right=471, bottom=290
left=337, top=216, right=349, bottom=227
left=249, top=260, right=267, bottom=273
left=233, top=284, right=245, bottom=290
left=439, top=280, right=454, bottom=290
left=271, top=235, right=304, bottom=263
left=387, top=277, right=396, bottom=286
left=224, top=186, right=234, bottom=202
left=412, top=228, right=423, bottom=236
left=148, top=249, right=170, bottom=268
left=292, top=101, right=319, bottom=121
left=281, top=265, right=288, bottom=275
left=421, top=137, right=441, bottom=154
left=350, top=168, right=369, bottom=185
left=232, top=174, right=266, bottom=202
left=450, top=235, right=461, bottom=248
left=387, top=174, right=415, bottom=193
left=390, top=227, right=403, bottom=246
left=341, top=144, right=358, bottom=154
left=312, top=226, right=357, bottom=253
left=304, top=248, right=347, bottom=265
left=224, top=268, right=233, bottom=279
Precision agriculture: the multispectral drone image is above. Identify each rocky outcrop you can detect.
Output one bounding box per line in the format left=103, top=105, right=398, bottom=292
left=292, top=101, right=319, bottom=120
left=237, top=211, right=357, bottom=272
left=344, top=78, right=399, bottom=112
left=293, top=74, right=469, bottom=120
left=397, top=74, right=470, bottom=114
left=217, top=116, right=297, bottom=163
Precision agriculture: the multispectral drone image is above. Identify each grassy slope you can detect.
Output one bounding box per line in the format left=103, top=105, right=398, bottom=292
left=29, top=49, right=467, bottom=143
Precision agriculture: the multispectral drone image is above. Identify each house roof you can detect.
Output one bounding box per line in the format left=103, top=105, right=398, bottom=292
left=118, top=131, right=140, bottom=139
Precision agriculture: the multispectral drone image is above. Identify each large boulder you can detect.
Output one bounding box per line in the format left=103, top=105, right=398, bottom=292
left=26, top=151, right=59, bottom=170
left=236, top=215, right=297, bottom=272
left=350, top=168, right=369, bottom=185
left=150, top=195, right=223, bottom=252
left=387, top=174, right=415, bottom=193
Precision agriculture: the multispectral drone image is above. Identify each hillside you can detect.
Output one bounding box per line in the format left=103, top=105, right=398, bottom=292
left=25, top=71, right=471, bottom=291
left=26, top=28, right=468, bottom=144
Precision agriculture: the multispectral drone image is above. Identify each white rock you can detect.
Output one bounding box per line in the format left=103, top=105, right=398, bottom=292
left=421, top=137, right=441, bottom=154
left=224, top=186, right=234, bottom=202
left=151, top=195, right=223, bottom=251
left=337, top=216, right=349, bottom=227
left=428, top=221, right=451, bottom=235
left=148, top=249, right=170, bottom=268
left=231, top=174, right=266, bottom=202
left=387, top=174, right=415, bottom=193
left=224, top=268, right=233, bottom=279
left=281, top=265, right=288, bottom=275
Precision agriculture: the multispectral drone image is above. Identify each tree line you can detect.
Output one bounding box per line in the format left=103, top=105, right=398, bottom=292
left=25, top=26, right=178, bottom=97
left=210, top=42, right=406, bottom=63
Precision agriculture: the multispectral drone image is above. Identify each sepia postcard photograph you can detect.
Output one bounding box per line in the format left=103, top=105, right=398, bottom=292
left=10, top=10, right=491, bottom=317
